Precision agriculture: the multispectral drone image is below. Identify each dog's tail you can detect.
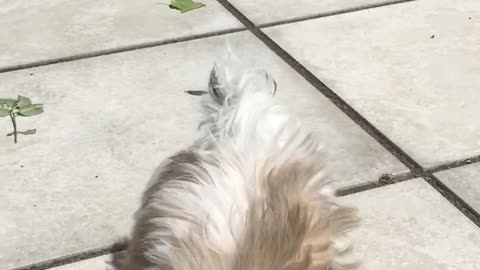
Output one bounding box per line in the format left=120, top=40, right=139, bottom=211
left=196, top=48, right=279, bottom=146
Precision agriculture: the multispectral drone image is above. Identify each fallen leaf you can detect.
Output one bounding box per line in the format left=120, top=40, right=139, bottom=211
left=0, top=109, right=10, bottom=117
left=0, top=98, right=16, bottom=111
left=7, top=129, right=37, bottom=136
left=17, top=104, right=44, bottom=117
left=16, top=95, right=32, bottom=108
left=170, top=0, right=205, bottom=13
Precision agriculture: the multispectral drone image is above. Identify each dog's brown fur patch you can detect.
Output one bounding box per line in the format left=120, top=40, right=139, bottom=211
left=232, top=161, right=359, bottom=270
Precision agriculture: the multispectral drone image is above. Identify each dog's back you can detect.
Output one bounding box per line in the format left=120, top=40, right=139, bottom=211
left=123, top=57, right=359, bottom=270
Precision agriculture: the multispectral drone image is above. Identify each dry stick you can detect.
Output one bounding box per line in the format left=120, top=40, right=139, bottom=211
left=184, top=90, right=208, bottom=96
left=9, top=110, right=17, bottom=144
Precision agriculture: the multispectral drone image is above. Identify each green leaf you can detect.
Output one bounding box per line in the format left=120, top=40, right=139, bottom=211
left=170, top=0, right=205, bottom=13
left=17, top=104, right=44, bottom=117
left=0, top=108, right=10, bottom=117
left=0, top=98, right=16, bottom=110
left=0, top=98, right=16, bottom=106
left=7, top=129, right=37, bottom=136
left=16, top=95, right=32, bottom=108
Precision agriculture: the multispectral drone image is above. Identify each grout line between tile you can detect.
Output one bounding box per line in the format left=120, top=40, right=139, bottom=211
left=336, top=171, right=417, bottom=196
left=10, top=241, right=127, bottom=270
left=426, top=154, right=480, bottom=174
left=214, top=0, right=480, bottom=228
left=423, top=175, right=480, bottom=227
left=336, top=181, right=389, bottom=197
left=0, top=28, right=245, bottom=74
left=339, top=153, right=480, bottom=196
left=258, top=0, right=416, bottom=28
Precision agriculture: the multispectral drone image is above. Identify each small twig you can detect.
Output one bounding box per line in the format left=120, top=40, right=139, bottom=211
left=185, top=90, right=208, bottom=96
left=7, top=129, right=36, bottom=136
left=9, top=110, right=17, bottom=144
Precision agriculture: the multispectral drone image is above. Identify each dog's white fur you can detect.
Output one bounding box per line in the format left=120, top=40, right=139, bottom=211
left=123, top=53, right=359, bottom=270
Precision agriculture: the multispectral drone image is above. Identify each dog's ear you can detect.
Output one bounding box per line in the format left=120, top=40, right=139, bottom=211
left=208, top=64, right=226, bottom=104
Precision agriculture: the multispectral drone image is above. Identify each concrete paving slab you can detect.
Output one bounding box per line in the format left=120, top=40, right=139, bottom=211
left=342, top=179, right=480, bottom=270
left=228, top=0, right=404, bottom=26
left=0, top=32, right=405, bottom=268
left=265, top=0, right=480, bottom=167
left=434, top=163, right=480, bottom=214
left=0, top=0, right=241, bottom=70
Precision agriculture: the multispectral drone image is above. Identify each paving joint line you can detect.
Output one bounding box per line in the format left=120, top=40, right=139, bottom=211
left=336, top=171, right=416, bottom=196
left=0, top=28, right=245, bottom=74
left=258, top=0, right=417, bottom=28
left=339, top=152, right=480, bottom=196
left=423, top=174, right=480, bottom=227
left=215, top=0, right=480, bottom=228
left=426, top=154, right=480, bottom=174
left=10, top=240, right=127, bottom=270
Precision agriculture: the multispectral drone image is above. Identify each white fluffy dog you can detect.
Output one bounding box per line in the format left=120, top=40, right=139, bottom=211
left=122, top=54, right=359, bottom=270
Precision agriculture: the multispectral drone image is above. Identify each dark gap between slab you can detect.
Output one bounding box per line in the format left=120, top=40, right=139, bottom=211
left=10, top=240, right=127, bottom=270
left=336, top=181, right=388, bottom=197
left=336, top=171, right=416, bottom=196
left=259, top=0, right=417, bottom=28
left=423, top=175, right=480, bottom=227
left=426, top=154, right=480, bottom=174
left=0, top=28, right=245, bottom=74
left=215, top=0, right=480, bottom=228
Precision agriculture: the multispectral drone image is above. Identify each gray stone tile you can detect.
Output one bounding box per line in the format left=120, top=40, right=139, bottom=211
left=265, top=0, right=480, bottom=167
left=229, top=0, right=402, bottom=25
left=342, top=179, right=480, bottom=270
left=0, top=0, right=241, bottom=70
left=0, top=32, right=405, bottom=268
left=435, top=163, right=480, bottom=214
